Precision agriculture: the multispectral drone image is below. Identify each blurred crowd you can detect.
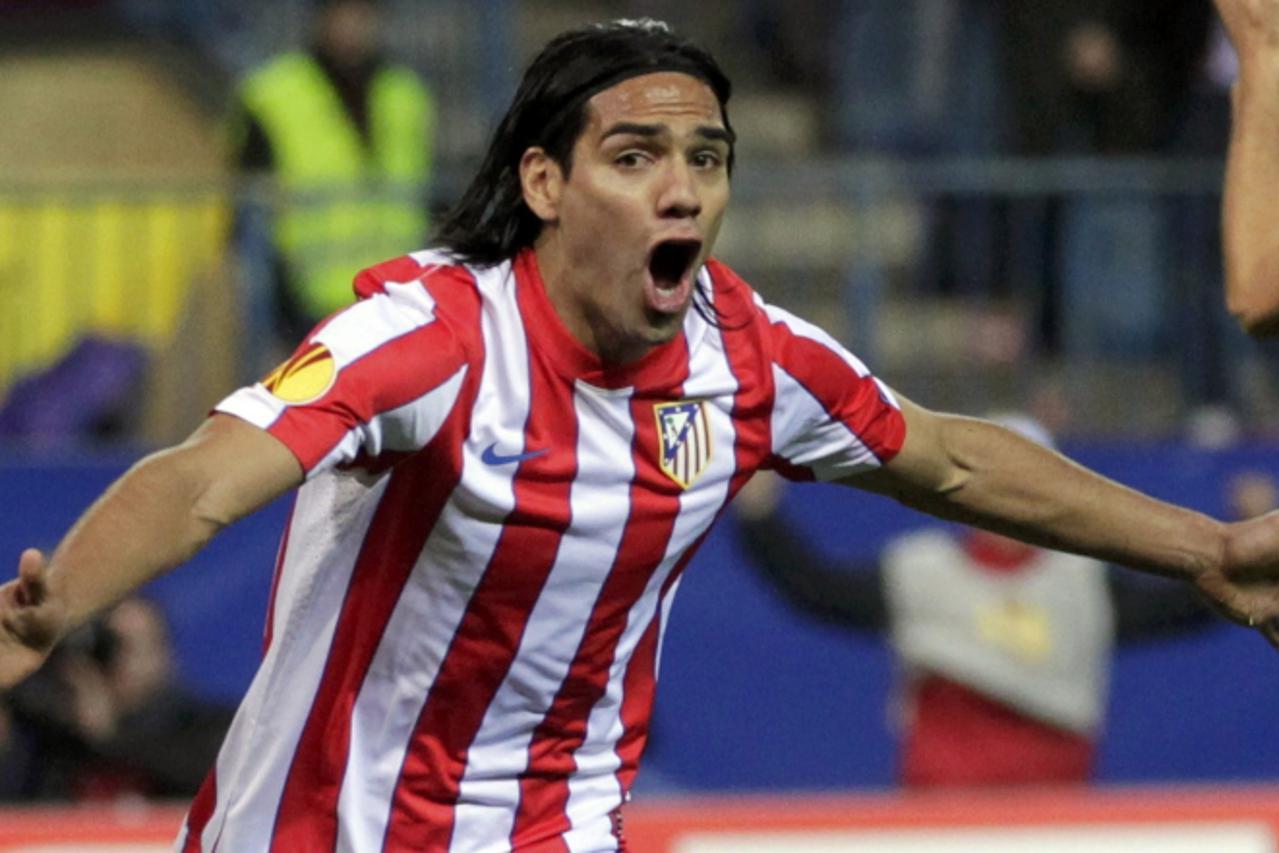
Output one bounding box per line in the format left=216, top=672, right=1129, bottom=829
left=0, top=0, right=1272, bottom=445
left=0, top=597, right=232, bottom=802
left=827, top=0, right=1237, bottom=381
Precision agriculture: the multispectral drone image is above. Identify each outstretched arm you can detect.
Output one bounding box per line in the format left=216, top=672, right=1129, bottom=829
left=0, top=414, right=302, bottom=688
left=842, top=398, right=1279, bottom=644
left=1215, top=0, right=1279, bottom=335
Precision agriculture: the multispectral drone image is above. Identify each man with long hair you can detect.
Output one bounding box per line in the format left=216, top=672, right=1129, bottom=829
left=2, top=19, right=1279, bottom=852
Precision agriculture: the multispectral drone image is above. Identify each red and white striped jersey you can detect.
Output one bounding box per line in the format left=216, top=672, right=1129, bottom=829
left=183, top=248, right=904, bottom=852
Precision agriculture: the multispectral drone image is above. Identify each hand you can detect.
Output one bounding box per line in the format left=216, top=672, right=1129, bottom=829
left=1213, top=0, right=1279, bottom=61
left=0, top=550, right=68, bottom=689
left=1196, top=512, right=1279, bottom=648
left=1196, top=567, right=1279, bottom=648
left=60, top=654, right=118, bottom=743
left=733, top=470, right=784, bottom=521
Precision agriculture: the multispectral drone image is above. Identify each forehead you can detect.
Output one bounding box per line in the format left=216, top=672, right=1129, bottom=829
left=583, top=71, right=723, bottom=132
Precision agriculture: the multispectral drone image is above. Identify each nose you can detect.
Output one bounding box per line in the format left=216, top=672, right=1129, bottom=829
left=657, top=159, right=701, bottom=220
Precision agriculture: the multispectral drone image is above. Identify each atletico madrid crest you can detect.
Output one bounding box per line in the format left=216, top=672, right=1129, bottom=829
left=654, top=400, right=712, bottom=489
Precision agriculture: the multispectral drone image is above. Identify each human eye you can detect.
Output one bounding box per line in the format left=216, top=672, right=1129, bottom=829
left=691, top=149, right=726, bottom=170
left=614, top=149, right=654, bottom=170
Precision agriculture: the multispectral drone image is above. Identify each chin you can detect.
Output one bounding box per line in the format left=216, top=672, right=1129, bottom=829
left=642, top=314, right=686, bottom=344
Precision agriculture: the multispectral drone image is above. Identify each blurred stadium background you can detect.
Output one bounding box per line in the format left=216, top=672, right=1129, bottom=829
left=1, top=0, right=1278, bottom=849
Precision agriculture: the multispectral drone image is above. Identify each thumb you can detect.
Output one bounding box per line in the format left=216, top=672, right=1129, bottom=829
left=15, top=549, right=48, bottom=608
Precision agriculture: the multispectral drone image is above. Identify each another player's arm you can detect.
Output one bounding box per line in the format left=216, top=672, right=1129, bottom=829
left=0, top=414, right=302, bottom=688
left=1214, top=0, right=1279, bottom=335
left=734, top=476, right=887, bottom=629
left=839, top=397, right=1279, bottom=642
left=737, top=515, right=887, bottom=629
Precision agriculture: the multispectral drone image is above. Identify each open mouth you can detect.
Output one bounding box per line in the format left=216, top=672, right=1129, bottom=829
left=645, top=238, right=702, bottom=315
left=649, top=239, right=701, bottom=289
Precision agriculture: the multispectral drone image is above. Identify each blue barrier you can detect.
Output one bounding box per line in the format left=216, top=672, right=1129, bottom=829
left=0, top=452, right=288, bottom=704
left=1, top=442, right=1276, bottom=791
left=650, top=442, right=1279, bottom=790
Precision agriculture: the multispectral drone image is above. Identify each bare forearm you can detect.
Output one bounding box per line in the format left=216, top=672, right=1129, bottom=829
left=1224, top=52, right=1279, bottom=335
left=859, top=416, right=1225, bottom=581
left=1, top=417, right=300, bottom=688
left=45, top=448, right=226, bottom=633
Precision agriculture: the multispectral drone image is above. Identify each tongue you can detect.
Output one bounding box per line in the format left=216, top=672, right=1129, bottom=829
left=645, top=273, right=692, bottom=315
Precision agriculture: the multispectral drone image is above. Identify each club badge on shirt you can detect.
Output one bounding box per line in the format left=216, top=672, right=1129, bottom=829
left=261, top=343, right=338, bottom=405
left=655, top=400, right=711, bottom=489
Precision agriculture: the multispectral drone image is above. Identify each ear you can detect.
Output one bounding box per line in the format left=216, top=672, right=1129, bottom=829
left=519, top=147, right=563, bottom=224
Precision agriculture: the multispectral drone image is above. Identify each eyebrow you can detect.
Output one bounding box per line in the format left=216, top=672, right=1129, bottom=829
left=600, top=122, right=736, bottom=146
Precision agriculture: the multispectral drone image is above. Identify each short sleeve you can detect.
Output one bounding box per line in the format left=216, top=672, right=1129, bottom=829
left=762, top=301, right=905, bottom=481
left=214, top=276, right=472, bottom=478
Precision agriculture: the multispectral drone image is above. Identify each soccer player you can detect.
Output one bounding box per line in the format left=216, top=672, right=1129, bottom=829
left=2, top=19, right=1279, bottom=852
left=1214, top=0, right=1279, bottom=335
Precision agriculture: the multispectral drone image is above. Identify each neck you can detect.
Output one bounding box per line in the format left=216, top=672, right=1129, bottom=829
left=533, top=236, right=652, bottom=365
left=313, top=43, right=379, bottom=80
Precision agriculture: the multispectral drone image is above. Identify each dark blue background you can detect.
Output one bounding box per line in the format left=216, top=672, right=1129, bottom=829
left=2, top=442, right=1276, bottom=791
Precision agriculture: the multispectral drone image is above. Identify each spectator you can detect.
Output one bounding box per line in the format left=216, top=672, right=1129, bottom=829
left=3, top=598, right=233, bottom=801
left=0, top=698, right=36, bottom=801
left=733, top=415, right=1221, bottom=788
left=231, top=0, right=435, bottom=343
left=1168, top=18, right=1255, bottom=411
left=997, top=0, right=1215, bottom=357
left=75, top=597, right=234, bottom=799
left=1000, top=0, right=1212, bottom=157
left=831, top=0, right=1007, bottom=299
left=3, top=620, right=118, bottom=799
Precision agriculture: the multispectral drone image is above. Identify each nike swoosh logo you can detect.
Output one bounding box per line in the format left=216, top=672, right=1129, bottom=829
left=481, top=443, right=548, bottom=465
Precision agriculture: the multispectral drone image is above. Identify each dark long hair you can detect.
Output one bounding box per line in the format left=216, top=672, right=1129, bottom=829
left=433, top=18, right=734, bottom=266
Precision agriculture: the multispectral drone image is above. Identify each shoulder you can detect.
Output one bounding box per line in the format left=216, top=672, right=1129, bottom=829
left=707, top=258, right=875, bottom=381
left=241, top=52, right=316, bottom=93
left=352, top=249, right=476, bottom=304
left=238, top=54, right=326, bottom=117
left=702, top=257, right=774, bottom=348
left=703, top=258, right=850, bottom=356
left=331, top=250, right=486, bottom=363
left=704, top=257, right=762, bottom=317
left=375, top=63, right=432, bottom=97
left=266, top=252, right=486, bottom=414
left=699, top=256, right=883, bottom=397
left=884, top=528, right=957, bottom=560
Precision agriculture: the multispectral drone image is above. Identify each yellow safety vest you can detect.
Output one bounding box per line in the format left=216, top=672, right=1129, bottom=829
left=239, top=53, right=433, bottom=319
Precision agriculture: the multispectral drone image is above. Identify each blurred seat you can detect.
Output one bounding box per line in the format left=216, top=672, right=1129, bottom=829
left=0, top=41, right=232, bottom=442
left=0, top=337, right=147, bottom=447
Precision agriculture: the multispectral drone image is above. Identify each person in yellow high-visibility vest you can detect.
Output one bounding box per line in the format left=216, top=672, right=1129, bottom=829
left=233, top=0, right=434, bottom=336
